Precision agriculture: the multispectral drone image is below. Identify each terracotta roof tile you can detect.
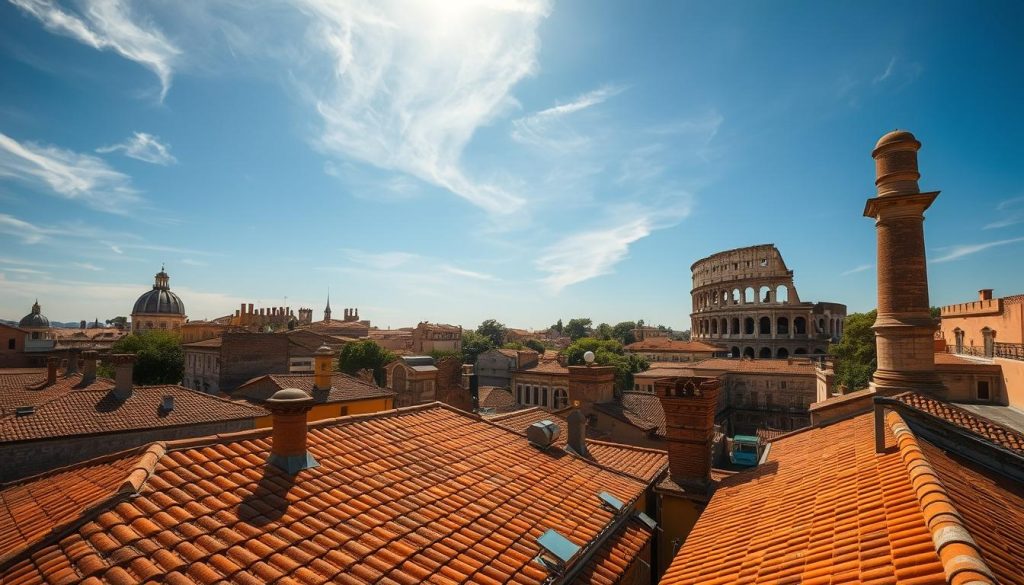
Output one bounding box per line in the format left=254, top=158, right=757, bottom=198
left=516, top=360, right=569, bottom=375
left=0, top=385, right=267, bottom=443
left=0, top=372, right=115, bottom=416
left=594, top=392, right=666, bottom=436
left=625, top=339, right=723, bottom=352
left=477, top=387, right=520, bottom=413
left=893, top=391, right=1024, bottom=455
left=234, top=374, right=395, bottom=405
left=0, top=404, right=651, bottom=584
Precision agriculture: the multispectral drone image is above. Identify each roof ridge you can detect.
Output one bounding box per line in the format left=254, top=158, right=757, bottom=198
left=885, top=411, right=998, bottom=585
left=585, top=438, right=669, bottom=455
left=894, top=391, right=1024, bottom=454
left=486, top=406, right=547, bottom=421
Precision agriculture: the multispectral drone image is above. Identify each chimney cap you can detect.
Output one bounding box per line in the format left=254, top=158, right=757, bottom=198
left=267, top=387, right=314, bottom=406
left=872, top=129, right=920, bottom=154
left=314, top=344, right=335, bottom=356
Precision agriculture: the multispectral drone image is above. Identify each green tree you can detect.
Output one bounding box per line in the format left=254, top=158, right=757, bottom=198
left=476, top=319, right=508, bottom=346
left=563, top=318, right=593, bottom=341
left=672, top=329, right=691, bottom=341
left=828, top=311, right=877, bottom=392
left=461, top=330, right=495, bottom=364
left=930, top=306, right=941, bottom=320
left=611, top=321, right=637, bottom=345
left=105, top=316, right=128, bottom=328
left=563, top=337, right=649, bottom=392
left=595, top=322, right=613, bottom=340
left=99, top=330, right=184, bottom=385
left=429, top=349, right=461, bottom=361
left=551, top=319, right=563, bottom=334
left=338, top=340, right=397, bottom=386
left=524, top=338, right=546, bottom=354
left=501, top=341, right=525, bottom=350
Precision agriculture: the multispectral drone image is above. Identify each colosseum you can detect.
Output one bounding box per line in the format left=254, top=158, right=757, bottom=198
left=690, top=244, right=847, bottom=358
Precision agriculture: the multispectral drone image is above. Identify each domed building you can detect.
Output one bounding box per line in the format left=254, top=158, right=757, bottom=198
left=131, top=266, right=187, bottom=332
left=18, top=300, right=55, bottom=349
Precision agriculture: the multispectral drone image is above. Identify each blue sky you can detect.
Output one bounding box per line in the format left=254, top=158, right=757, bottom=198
left=1, top=0, right=1022, bottom=330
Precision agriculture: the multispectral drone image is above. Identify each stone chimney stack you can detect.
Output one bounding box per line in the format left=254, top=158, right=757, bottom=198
left=46, top=356, right=59, bottom=386
left=80, top=350, right=98, bottom=384
left=864, top=130, right=945, bottom=397
left=111, top=354, right=136, bottom=400
left=567, top=364, right=615, bottom=407
left=313, top=344, right=334, bottom=391
left=566, top=409, right=588, bottom=457
left=265, top=388, right=318, bottom=474
left=65, top=348, right=81, bottom=376
left=979, top=289, right=994, bottom=301
left=655, top=376, right=722, bottom=493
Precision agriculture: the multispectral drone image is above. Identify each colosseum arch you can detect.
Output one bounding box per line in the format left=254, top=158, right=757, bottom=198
left=730, top=346, right=740, bottom=357
left=777, top=347, right=789, bottom=358
left=743, top=347, right=755, bottom=358
left=758, top=347, right=773, bottom=358
left=689, top=244, right=847, bottom=359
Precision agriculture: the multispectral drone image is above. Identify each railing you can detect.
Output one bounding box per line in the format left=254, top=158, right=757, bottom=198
left=948, top=343, right=1024, bottom=361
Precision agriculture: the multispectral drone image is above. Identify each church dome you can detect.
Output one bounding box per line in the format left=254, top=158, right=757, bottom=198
left=132, top=268, right=185, bottom=316
left=18, top=300, right=49, bottom=329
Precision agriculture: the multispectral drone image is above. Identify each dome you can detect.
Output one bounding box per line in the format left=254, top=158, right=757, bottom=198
left=132, top=268, right=185, bottom=316
left=18, top=300, right=49, bottom=329
left=873, top=129, right=920, bottom=152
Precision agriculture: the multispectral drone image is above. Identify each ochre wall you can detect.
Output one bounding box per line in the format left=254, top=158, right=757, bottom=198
left=657, top=495, right=703, bottom=575
left=998, top=358, right=1024, bottom=409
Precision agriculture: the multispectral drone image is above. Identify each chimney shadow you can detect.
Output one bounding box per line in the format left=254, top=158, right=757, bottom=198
left=236, top=465, right=298, bottom=527
left=94, top=391, right=126, bottom=413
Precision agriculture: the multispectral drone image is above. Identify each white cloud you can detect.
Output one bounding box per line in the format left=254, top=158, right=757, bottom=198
left=984, top=196, right=1024, bottom=229
left=0, top=132, right=140, bottom=212
left=10, top=0, right=180, bottom=100
left=73, top=262, right=102, bottom=271
left=511, top=85, right=625, bottom=150
left=873, top=57, right=896, bottom=84
left=841, top=264, right=872, bottom=276
left=97, top=132, right=177, bottom=165
left=340, top=249, right=420, bottom=270
left=932, top=237, right=1024, bottom=263
left=0, top=213, right=50, bottom=244
left=298, top=0, right=549, bottom=216
left=440, top=264, right=497, bottom=281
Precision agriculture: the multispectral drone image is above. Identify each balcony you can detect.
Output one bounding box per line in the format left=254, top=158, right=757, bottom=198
left=949, top=343, right=1024, bottom=361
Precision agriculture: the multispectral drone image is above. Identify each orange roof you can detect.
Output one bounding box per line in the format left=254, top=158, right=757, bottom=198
left=694, top=357, right=815, bottom=374
left=0, top=372, right=114, bottom=416
left=183, top=336, right=222, bottom=348
left=933, top=352, right=1001, bottom=368
left=234, top=373, right=395, bottom=405
left=893, top=391, right=1024, bottom=455
left=659, top=404, right=1022, bottom=585
left=0, top=385, right=267, bottom=443
left=477, top=386, right=519, bottom=413
left=487, top=407, right=668, bottom=483
left=595, top=392, right=666, bottom=436
left=0, top=404, right=652, bottom=584
left=625, top=339, right=723, bottom=352
left=517, top=359, right=569, bottom=375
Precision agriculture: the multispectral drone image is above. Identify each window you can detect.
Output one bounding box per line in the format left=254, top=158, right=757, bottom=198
left=977, top=381, right=991, bottom=401
left=7, top=339, right=14, bottom=350
left=553, top=388, right=569, bottom=409
left=340, top=406, right=349, bottom=416
left=516, top=385, right=523, bottom=404
left=542, top=387, right=548, bottom=407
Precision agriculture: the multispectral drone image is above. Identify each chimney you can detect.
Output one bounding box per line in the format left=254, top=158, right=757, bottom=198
left=111, top=354, right=136, bottom=400
left=46, top=356, right=59, bottom=386
left=566, top=409, right=588, bottom=457
left=978, top=289, right=994, bottom=301
left=81, top=350, right=98, bottom=384
left=65, top=349, right=81, bottom=376
left=655, top=376, right=722, bottom=493
left=313, top=344, right=335, bottom=391
left=80, top=320, right=86, bottom=329
left=265, top=388, right=318, bottom=474
left=567, top=364, right=616, bottom=407
left=516, top=350, right=539, bottom=370
left=161, top=395, right=175, bottom=412
left=470, top=373, right=480, bottom=412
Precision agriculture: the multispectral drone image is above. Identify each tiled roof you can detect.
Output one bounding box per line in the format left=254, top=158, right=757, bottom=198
left=933, top=352, right=1000, bottom=368
left=235, top=373, right=395, bottom=405
left=0, top=373, right=115, bottom=416
left=183, top=337, right=222, bottom=348
left=625, top=339, right=723, bottom=352
left=893, top=391, right=1024, bottom=455
left=477, top=386, right=518, bottom=412
left=0, top=385, right=267, bottom=443
left=596, top=392, right=666, bottom=437
left=487, top=407, right=668, bottom=483
left=517, top=359, right=569, bottom=375
left=693, top=357, right=815, bottom=374
left=661, top=405, right=1023, bottom=585
left=0, top=404, right=653, bottom=584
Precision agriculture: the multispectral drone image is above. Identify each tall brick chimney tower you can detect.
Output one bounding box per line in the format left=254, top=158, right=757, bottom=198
left=655, top=376, right=722, bottom=494
left=567, top=355, right=615, bottom=407
left=864, top=130, right=945, bottom=397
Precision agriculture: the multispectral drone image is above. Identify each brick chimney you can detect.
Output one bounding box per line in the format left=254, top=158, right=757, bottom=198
left=516, top=350, right=539, bottom=369
left=80, top=350, right=98, bottom=384
left=265, top=388, right=318, bottom=474
left=655, top=376, right=722, bottom=493
left=110, top=354, right=136, bottom=400
left=978, top=289, right=994, bottom=301
left=567, top=364, right=616, bottom=406
left=65, top=348, right=81, bottom=376
left=566, top=409, right=588, bottom=458
left=45, top=356, right=59, bottom=386
left=313, top=344, right=334, bottom=391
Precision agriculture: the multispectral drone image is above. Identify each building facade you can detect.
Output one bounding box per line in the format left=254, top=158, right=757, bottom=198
left=411, top=321, right=462, bottom=353
left=624, top=339, right=725, bottom=363
left=690, top=244, right=846, bottom=358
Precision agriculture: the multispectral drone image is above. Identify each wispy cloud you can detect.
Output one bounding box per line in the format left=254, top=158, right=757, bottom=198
left=0, top=213, right=50, bottom=244
left=932, top=237, right=1024, bottom=263
left=10, top=0, right=180, bottom=100
left=73, top=262, right=102, bottom=271
left=97, top=132, right=177, bottom=165
left=983, top=196, right=1024, bottom=229
left=511, top=84, right=625, bottom=150
left=297, top=0, right=549, bottom=216
left=841, top=263, right=872, bottom=276
left=873, top=57, right=896, bottom=84
left=440, top=264, right=497, bottom=281
left=340, top=249, right=420, bottom=270
left=0, top=132, right=140, bottom=212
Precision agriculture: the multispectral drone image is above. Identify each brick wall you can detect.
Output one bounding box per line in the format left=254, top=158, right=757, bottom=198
left=220, top=333, right=290, bottom=393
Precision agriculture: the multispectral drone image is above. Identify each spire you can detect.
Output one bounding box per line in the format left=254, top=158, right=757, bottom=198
left=324, top=288, right=332, bottom=322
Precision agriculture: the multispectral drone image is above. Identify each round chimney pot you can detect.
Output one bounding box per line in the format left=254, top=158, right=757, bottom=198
left=314, top=344, right=335, bottom=356
left=267, top=387, right=314, bottom=406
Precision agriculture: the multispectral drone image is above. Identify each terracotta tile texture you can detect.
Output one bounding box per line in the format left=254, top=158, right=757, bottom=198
left=624, top=339, right=722, bottom=353
left=234, top=373, right=395, bottom=405
left=594, top=392, right=665, bottom=436
left=487, top=407, right=669, bottom=483
left=477, top=386, right=520, bottom=414
left=894, top=391, right=1024, bottom=455
left=0, top=372, right=114, bottom=416
left=660, top=412, right=948, bottom=585
left=0, top=404, right=653, bottom=584
left=0, top=385, right=267, bottom=443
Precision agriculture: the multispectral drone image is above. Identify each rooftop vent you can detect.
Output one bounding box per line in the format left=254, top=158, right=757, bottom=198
left=15, top=406, right=34, bottom=417
left=598, top=491, right=625, bottom=512
left=161, top=395, right=174, bottom=412
left=526, top=420, right=560, bottom=448
left=535, top=529, right=581, bottom=576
